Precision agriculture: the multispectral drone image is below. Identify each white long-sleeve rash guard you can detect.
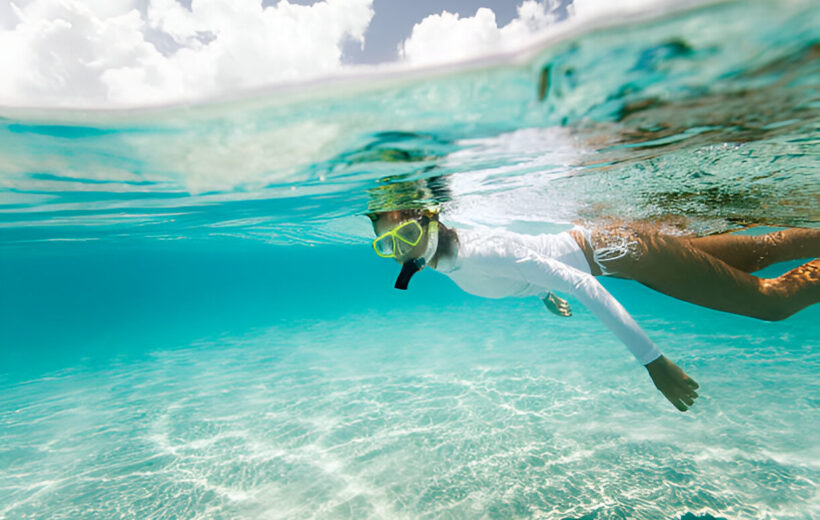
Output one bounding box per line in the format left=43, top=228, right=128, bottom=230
left=434, top=227, right=662, bottom=365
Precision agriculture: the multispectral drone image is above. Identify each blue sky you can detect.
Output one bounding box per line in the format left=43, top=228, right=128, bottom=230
left=339, top=0, right=571, bottom=64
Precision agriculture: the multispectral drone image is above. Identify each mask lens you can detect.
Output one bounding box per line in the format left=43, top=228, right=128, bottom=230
left=394, top=239, right=413, bottom=257
left=395, top=221, right=422, bottom=245
left=373, top=235, right=395, bottom=256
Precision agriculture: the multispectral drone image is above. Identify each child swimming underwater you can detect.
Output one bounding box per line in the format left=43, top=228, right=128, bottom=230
left=368, top=208, right=819, bottom=412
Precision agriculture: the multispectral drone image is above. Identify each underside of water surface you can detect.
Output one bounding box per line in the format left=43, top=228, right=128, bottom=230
left=0, top=1, right=818, bottom=519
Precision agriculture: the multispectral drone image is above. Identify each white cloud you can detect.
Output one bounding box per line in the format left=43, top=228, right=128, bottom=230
left=398, top=0, right=671, bottom=66
left=0, top=0, right=374, bottom=107
left=567, top=0, right=666, bottom=20
left=398, top=0, right=562, bottom=66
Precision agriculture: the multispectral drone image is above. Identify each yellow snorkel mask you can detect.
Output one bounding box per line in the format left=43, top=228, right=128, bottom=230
left=371, top=210, right=440, bottom=290
left=372, top=220, right=423, bottom=258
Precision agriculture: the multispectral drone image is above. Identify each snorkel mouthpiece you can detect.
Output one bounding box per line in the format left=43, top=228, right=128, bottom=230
left=393, top=219, right=439, bottom=290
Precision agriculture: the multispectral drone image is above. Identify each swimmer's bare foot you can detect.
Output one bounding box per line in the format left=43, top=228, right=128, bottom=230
left=543, top=292, right=572, bottom=317
left=645, top=356, right=700, bottom=412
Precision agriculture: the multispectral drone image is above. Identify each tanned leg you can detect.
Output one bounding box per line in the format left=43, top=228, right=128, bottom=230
left=761, top=259, right=820, bottom=318
left=591, top=227, right=820, bottom=321
left=687, top=227, right=820, bottom=273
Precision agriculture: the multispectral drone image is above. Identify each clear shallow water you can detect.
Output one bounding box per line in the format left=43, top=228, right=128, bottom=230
left=1, top=0, right=819, bottom=519
left=2, top=246, right=818, bottom=519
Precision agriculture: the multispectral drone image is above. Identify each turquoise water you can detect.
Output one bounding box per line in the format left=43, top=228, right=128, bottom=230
left=1, top=1, right=819, bottom=518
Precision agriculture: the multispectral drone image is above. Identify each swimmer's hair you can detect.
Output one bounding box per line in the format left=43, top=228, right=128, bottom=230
left=364, top=175, right=452, bottom=218
left=426, top=176, right=451, bottom=204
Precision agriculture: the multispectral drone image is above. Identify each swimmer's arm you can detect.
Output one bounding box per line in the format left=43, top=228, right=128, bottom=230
left=514, top=255, right=661, bottom=364
left=512, top=256, right=700, bottom=411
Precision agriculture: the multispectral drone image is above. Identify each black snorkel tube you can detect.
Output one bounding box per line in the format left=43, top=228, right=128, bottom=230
left=394, top=258, right=424, bottom=290
left=394, top=218, right=439, bottom=290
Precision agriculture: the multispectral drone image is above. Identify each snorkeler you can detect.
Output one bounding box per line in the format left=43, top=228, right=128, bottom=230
left=368, top=208, right=819, bottom=412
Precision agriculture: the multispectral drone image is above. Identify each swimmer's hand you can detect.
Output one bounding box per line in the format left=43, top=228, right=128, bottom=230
left=645, top=356, right=699, bottom=412
left=543, top=292, right=572, bottom=317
